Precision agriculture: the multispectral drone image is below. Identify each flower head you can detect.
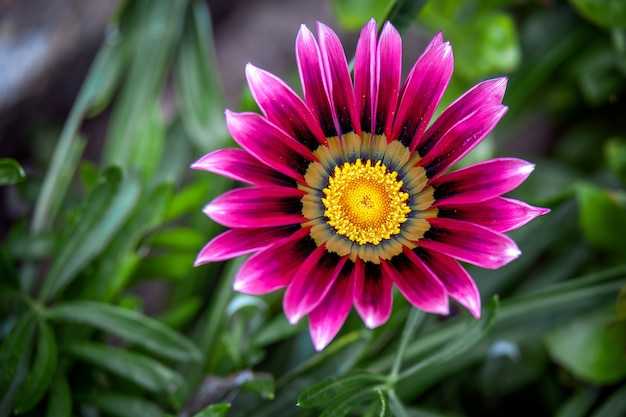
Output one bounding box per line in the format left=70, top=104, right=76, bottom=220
left=192, top=20, right=549, bottom=351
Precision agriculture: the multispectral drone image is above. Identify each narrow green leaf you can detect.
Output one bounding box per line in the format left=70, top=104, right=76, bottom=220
left=0, top=158, right=25, bottom=186
left=78, top=393, right=163, bottom=417
left=243, top=374, right=275, bottom=400
left=590, top=384, right=626, bottom=417
left=385, top=389, right=409, bottom=417
left=46, top=301, right=202, bottom=362
left=545, top=305, right=626, bottom=384
left=384, top=0, right=428, bottom=33
left=175, top=0, right=228, bottom=151
left=192, top=403, right=231, bottom=417
left=320, top=389, right=377, bottom=417
left=45, top=374, right=71, bottom=417
left=398, top=297, right=499, bottom=381
left=31, top=29, right=125, bottom=234
left=65, top=342, right=187, bottom=406
left=13, top=321, right=57, bottom=414
left=38, top=167, right=141, bottom=302
left=555, top=388, right=599, bottom=417
left=132, top=253, right=197, bottom=281
left=87, top=181, right=173, bottom=301
left=0, top=311, right=37, bottom=409
left=126, top=101, right=165, bottom=185
left=103, top=0, right=188, bottom=168
left=298, top=371, right=386, bottom=408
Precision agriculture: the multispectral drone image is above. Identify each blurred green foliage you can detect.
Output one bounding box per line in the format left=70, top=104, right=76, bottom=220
left=1, top=0, right=626, bottom=416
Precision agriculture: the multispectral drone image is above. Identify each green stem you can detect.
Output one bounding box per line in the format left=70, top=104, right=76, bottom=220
left=388, top=308, right=426, bottom=384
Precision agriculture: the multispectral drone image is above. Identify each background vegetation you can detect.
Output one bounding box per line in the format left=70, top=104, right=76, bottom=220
left=1, top=0, right=625, bottom=416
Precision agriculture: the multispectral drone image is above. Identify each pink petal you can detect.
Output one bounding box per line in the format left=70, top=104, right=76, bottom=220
left=246, top=64, right=326, bottom=150
left=437, top=197, right=550, bottom=233
left=191, top=148, right=293, bottom=187
left=234, top=227, right=313, bottom=294
left=353, top=259, right=393, bottom=328
left=283, top=246, right=348, bottom=324
left=431, top=158, right=535, bottom=206
left=382, top=248, right=449, bottom=315
left=225, top=111, right=315, bottom=183
left=419, top=218, right=521, bottom=269
left=204, top=186, right=306, bottom=228
left=420, top=104, right=508, bottom=178
left=375, top=21, right=402, bottom=136
left=308, top=261, right=355, bottom=351
left=296, top=24, right=338, bottom=137
left=420, top=77, right=508, bottom=157
left=417, top=248, right=481, bottom=318
left=194, top=225, right=299, bottom=265
left=390, top=35, right=453, bottom=150
left=317, top=22, right=361, bottom=136
left=353, top=18, right=377, bottom=134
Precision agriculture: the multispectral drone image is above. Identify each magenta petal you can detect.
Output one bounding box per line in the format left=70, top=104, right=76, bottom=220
left=420, top=218, right=521, bottom=269
left=375, top=21, right=402, bottom=137
left=234, top=228, right=313, bottom=294
left=420, top=77, right=507, bottom=158
left=353, top=18, right=377, bottom=134
left=296, top=24, right=338, bottom=137
left=420, top=104, right=508, bottom=178
left=382, top=249, right=449, bottom=315
left=204, top=186, right=306, bottom=228
left=308, top=261, right=354, bottom=351
left=438, top=197, right=550, bottom=233
left=390, top=36, right=453, bottom=149
left=246, top=64, right=326, bottom=150
left=353, top=260, right=393, bottom=328
left=431, top=158, right=535, bottom=206
left=317, top=22, right=361, bottom=136
left=191, top=148, right=293, bottom=187
left=417, top=248, right=481, bottom=318
left=226, top=111, right=315, bottom=183
left=283, top=247, right=347, bottom=324
left=194, top=225, right=299, bottom=265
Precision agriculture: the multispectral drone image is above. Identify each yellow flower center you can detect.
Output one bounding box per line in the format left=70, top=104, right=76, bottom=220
left=322, top=159, right=411, bottom=245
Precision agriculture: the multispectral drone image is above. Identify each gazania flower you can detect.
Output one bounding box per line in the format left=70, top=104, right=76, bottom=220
left=192, top=19, right=549, bottom=350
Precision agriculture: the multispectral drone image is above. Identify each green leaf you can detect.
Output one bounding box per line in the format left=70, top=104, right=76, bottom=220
left=13, top=321, right=58, bottom=414
left=298, top=371, right=385, bottom=408
left=132, top=253, right=197, bottom=282
left=127, top=101, right=166, bottom=185
left=103, top=0, right=188, bottom=169
left=590, top=384, right=626, bottom=417
left=555, top=388, right=599, bottom=417
left=46, top=301, right=202, bottom=362
left=31, top=28, right=125, bottom=234
left=65, top=342, right=187, bottom=406
left=77, top=393, right=163, bottom=417
left=151, top=227, right=207, bottom=251
left=577, top=183, right=626, bottom=255
left=243, top=374, right=275, bottom=400
left=606, top=137, right=626, bottom=187
left=87, top=181, right=173, bottom=301
left=38, top=166, right=141, bottom=301
left=331, top=0, right=392, bottom=31
left=175, top=0, right=229, bottom=152
left=384, top=0, right=429, bottom=33
left=191, top=403, right=231, bottom=417
left=320, top=388, right=377, bottom=417
left=0, top=159, right=25, bottom=186
left=570, top=0, right=626, bottom=29
left=545, top=305, right=626, bottom=384
left=398, top=297, right=500, bottom=381
left=45, top=374, right=71, bottom=417
left=0, top=311, right=37, bottom=410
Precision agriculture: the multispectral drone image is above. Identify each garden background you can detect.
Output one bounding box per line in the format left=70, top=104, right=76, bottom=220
left=1, top=0, right=625, bottom=416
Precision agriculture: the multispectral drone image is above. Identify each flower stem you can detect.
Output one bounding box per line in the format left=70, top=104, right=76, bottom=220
left=388, top=307, right=426, bottom=384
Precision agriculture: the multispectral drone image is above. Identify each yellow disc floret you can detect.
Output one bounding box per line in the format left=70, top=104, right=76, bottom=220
left=322, top=159, right=411, bottom=245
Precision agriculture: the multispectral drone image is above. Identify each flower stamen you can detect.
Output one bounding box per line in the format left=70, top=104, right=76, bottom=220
left=322, top=159, right=411, bottom=245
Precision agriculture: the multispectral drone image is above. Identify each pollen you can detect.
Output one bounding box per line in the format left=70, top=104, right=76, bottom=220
left=322, top=159, right=411, bottom=245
